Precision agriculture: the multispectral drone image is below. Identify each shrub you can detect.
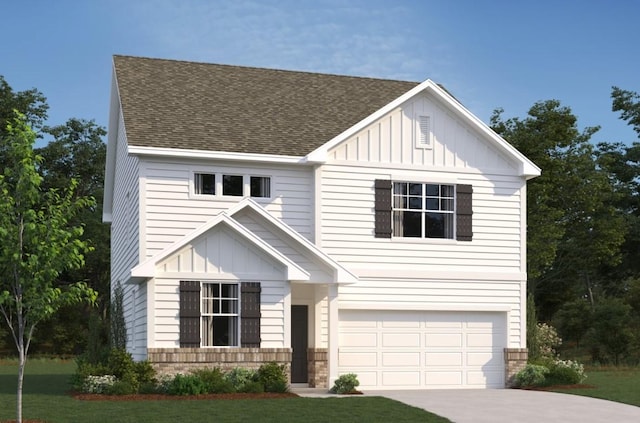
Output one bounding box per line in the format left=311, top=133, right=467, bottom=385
left=546, top=359, right=586, bottom=385
left=82, top=375, right=116, bottom=394
left=133, top=360, right=157, bottom=386
left=240, top=380, right=265, bottom=393
left=106, top=348, right=135, bottom=379
left=167, top=373, right=206, bottom=396
left=192, top=368, right=234, bottom=394
left=330, top=373, right=360, bottom=394
left=514, top=364, right=549, bottom=387
left=257, top=362, right=289, bottom=393
left=107, top=379, right=137, bottom=395
left=225, top=367, right=258, bottom=392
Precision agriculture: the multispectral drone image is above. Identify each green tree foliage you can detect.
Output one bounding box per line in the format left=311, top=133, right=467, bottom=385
left=612, top=86, right=640, bottom=136
left=0, top=113, right=97, bottom=423
left=491, top=101, right=626, bottom=318
left=591, top=298, right=633, bottom=365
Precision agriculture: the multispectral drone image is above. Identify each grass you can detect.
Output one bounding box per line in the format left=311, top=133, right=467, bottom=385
left=549, top=367, right=640, bottom=407
left=0, top=359, right=450, bottom=423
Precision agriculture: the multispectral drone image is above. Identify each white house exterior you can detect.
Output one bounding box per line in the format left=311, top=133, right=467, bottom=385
left=103, top=55, right=540, bottom=390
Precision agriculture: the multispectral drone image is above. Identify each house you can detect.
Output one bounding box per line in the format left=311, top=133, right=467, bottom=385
left=103, top=55, right=540, bottom=390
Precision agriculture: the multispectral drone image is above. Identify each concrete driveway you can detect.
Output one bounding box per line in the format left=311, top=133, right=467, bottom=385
left=372, top=389, right=640, bottom=423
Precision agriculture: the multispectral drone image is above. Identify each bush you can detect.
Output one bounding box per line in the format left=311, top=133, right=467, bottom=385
left=240, top=380, right=265, bottom=393
left=546, top=360, right=586, bottom=385
left=133, top=360, right=157, bottom=386
left=225, top=367, right=258, bottom=392
left=330, top=373, right=360, bottom=394
left=167, top=373, right=207, bottom=396
left=257, top=362, right=289, bottom=393
left=107, top=379, right=137, bottom=395
left=192, top=368, right=234, bottom=394
left=106, top=348, right=135, bottom=379
left=82, top=375, right=116, bottom=394
left=514, top=364, right=549, bottom=387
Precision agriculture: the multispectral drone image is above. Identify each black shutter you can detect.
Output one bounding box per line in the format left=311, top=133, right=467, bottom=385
left=374, top=179, right=392, bottom=238
left=179, top=281, right=201, bottom=347
left=241, top=282, right=261, bottom=347
left=456, top=184, right=473, bottom=241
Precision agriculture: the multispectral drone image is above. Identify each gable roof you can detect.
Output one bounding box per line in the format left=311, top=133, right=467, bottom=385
left=113, top=55, right=418, bottom=156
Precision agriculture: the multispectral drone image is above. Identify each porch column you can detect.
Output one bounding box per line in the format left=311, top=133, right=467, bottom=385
left=327, top=284, right=339, bottom=387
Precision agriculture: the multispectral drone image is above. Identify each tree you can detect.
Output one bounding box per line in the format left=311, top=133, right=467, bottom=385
left=491, top=101, right=626, bottom=319
left=612, top=86, right=640, bottom=137
left=0, top=113, right=97, bottom=423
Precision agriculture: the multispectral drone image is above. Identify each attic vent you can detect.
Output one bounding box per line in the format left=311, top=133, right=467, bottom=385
left=417, top=115, right=432, bottom=148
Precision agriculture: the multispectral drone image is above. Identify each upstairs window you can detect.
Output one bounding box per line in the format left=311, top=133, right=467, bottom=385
left=194, top=173, right=215, bottom=195
left=223, top=175, right=243, bottom=196
left=393, top=182, right=454, bottom=239
left=250, top=176, right=271, bottom=198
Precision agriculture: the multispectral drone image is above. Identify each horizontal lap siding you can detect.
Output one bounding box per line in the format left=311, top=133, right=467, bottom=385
left=339, top=279, right=523, bottom=347
left=320, top=165, right=523, bottom=273
left=141, top=161, right=313, bottom=257
left=151, top=279, right=287, bottom=348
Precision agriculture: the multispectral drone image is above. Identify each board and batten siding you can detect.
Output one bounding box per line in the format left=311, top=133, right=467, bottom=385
left=140, top=160, right=314, bottom=258
left=320, top=92, right=528, bottom=348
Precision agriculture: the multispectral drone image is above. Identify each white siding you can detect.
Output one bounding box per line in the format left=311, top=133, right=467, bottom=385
left=322, top=91, right=528, bottom=349
left=151, top=278, right=288, bottom=348
left=141, top=160, right=314, bottom=257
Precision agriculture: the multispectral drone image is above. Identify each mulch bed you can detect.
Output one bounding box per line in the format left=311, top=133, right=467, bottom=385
left=524, top=384, right=596, bottom=391
left=71, top=392, right=299, bottom=401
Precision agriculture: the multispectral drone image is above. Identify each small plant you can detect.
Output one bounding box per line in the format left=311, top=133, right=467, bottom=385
left=167, top=373, right=207, bottom=395
left=82, top=375, right=116, bottom=394
left=514, top=364, right=549, bottom=387
left=330, top=373, right=360, bottom=394
left=192, top=368, right=234, bottom=394
left=225, top=367, right=258, bottom=392
left=546, top=359, right=586, bottom=385
left=257, top=362, right=289, bottom=393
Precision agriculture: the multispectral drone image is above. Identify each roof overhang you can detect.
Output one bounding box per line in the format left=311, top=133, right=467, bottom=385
left=127, top=146, right=310, bottom=165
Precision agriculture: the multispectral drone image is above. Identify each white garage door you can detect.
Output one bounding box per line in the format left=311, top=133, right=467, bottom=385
left=338, top=310, right=506, bottom=389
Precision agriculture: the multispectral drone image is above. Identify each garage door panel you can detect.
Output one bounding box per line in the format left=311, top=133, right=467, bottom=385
left=426, top=352, right=463, bottom=366
left=425, top=333, right=463, bottom=347
left=382, top=318, right=420, bottom=328
left=382, top=371, right=421, bottom=386
left=425, top=371, right=463, bottom=386
left=382, top=332, right=420, bottom=347
left=467, top=333, right=498, bottom=347
left=466, top=351, right=498, bottom=366
left=351, top=371, right=377, bottom=387
left=468, top=370, right=503, bottom=387
left=339, top=351, right=377, bottom=366
left=340, top=332, right=377, bottom=347
left=382, top=352, right=421, bottom=366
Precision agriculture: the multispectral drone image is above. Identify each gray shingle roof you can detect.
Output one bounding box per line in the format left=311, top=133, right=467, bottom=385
left=113, top=55, right=419, bottom=156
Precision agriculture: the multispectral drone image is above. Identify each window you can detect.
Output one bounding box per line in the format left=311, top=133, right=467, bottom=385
left=195, top=173, right=215, bottom=195
left=250, top=176, right=271, bottom=198
left=193, top=172, right=272, bottom=198
left=202, top=282, right=239, bottom=347
left=392, top=182, right=454, bottom=239
left=223, top=175, right=243, bottom=196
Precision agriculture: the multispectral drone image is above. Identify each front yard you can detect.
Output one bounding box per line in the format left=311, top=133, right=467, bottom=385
left=549, top=367, right=640, bottom=407
left=0, top=360, right=450, bottom=423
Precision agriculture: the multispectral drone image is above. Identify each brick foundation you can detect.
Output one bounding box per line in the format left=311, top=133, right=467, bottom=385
left=307, top=348, right=328, bottom=388
left=504, top=347, right=528, bottom=387
left=148, top=348, right=293, bottom=380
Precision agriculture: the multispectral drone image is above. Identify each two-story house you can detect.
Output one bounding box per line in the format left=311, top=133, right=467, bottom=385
left=103, top=55, right=540, bottom=390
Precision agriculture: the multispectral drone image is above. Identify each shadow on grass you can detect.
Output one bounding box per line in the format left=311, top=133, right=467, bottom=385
left=0, top=372, right=70, bottom=396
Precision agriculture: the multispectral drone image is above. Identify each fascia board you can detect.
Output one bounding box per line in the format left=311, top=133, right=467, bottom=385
left=127, top=145, right=310, bottom=165
left=102, top=68, right=120, bottom=223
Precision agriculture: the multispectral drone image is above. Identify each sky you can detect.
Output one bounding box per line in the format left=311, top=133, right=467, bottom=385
left=2, top=0, right=639, bottom=148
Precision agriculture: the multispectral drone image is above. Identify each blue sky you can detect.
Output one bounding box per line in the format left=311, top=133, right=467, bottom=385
left=2, top=0, right=639, bottom=148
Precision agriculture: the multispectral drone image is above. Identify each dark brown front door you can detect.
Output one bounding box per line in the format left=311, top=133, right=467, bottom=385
left=291, top=305, right=308, bottom=383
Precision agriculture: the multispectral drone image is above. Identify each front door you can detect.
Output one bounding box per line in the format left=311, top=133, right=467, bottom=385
left=291, top=305, right=308, bottom=383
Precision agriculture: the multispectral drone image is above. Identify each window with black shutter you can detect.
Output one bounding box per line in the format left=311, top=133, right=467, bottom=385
left=374, top=180, right=473, bottom=241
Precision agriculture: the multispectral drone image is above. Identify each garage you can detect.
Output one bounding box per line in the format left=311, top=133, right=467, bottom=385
left=338, top=310, right=507, bottom=389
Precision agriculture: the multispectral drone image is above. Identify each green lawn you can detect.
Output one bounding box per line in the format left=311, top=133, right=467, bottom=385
left=0, top=360, right=450, bottom=423
left=550, top=368, right=640, bottom=407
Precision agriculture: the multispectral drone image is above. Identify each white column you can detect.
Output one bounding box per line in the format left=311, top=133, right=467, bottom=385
left=327, top=283, right=339, bottom=387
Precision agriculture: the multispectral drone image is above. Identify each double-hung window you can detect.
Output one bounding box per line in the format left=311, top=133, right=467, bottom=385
left=201, top=282, right=239, bottom=347
left=392, top=182, right=455, bottom=239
